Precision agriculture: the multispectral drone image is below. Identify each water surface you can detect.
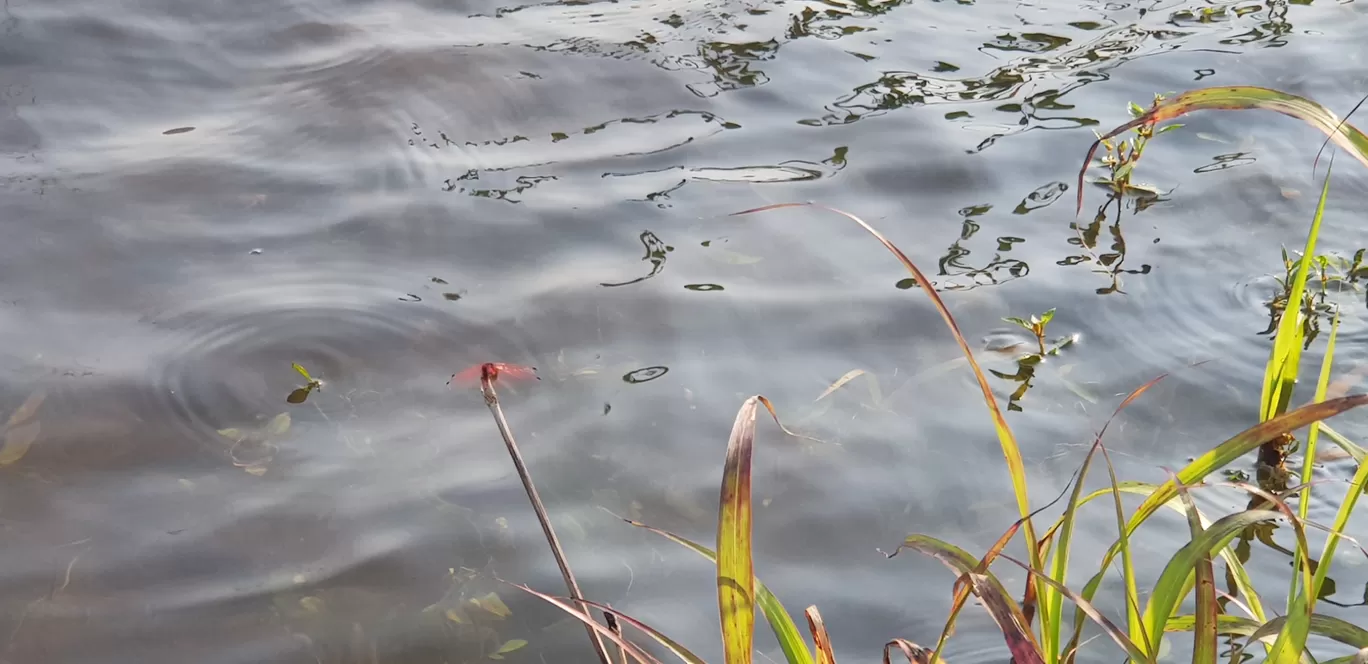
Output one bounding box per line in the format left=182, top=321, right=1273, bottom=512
left=3, top=0, right=1368, bottom=662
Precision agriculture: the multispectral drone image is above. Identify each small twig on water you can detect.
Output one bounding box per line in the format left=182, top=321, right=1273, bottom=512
left=477, top=363, right=617, bottom=664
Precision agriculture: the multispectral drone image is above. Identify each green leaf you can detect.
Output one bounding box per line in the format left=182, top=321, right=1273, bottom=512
left=1038, top=308, right=1056, bottom=326
left=265, top=412, right=292, bottom=437
left=1141, top=510, right=1284, bottom=654
left=1156, top=123, right=1184, bottom=134
left=1077, top=86, right=1368, bottom=214
left=621, top=518, right=815, bottom=664
left=489, top=639, right=528, bottom=659
left=1261, top=164, right=1332, bottom=422
left=1040, top=439, right=1098, bottom=663
left=1003, top=316, right=1031, bottom=329
left=292, top=362, right=314, bottom=382
left=719, top=397, right=758, bottom=664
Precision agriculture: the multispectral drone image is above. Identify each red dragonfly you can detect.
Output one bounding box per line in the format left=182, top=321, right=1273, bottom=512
left=448, top=362, right=540, bottom=386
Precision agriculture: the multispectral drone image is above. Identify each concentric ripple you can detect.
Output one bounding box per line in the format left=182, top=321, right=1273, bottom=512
left=141, top=267, right=514, bottom=459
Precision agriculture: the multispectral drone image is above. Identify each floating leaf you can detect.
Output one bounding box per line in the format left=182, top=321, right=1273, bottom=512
left=265, top=412, right=291, bottom=437
left=292, top=362, right=314, bottom=382
left=6, top=389, right=45, bottom=427
left=0, top=420, right=39, bottom=466
left=216, top=428, right=243, bottom=441
left=445, top=608, right=466, bottom=624
left=471, top=592, right=512, bottom=619
left=814, top=369, right=867, bottom=403
left=489, top=639, right=528, bottom=659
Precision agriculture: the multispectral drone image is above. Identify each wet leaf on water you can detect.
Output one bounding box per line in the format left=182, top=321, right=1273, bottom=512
left=683, top=283, right=724, bottom=291
left=488, top=639, right=528, bottom=659
left=162, top=126, right=195, bottom=135
left=0, top=420, right=40, bottom=466
left=470, top=592, right=512, bottom=619
left=7, top=389, right=46, bottom=428
left=266, top=412, right=292, bottom=436
left=623, top=366, right=669, bottom=384
left=716, top=249, right=764, bottom=265
left=299, top=596, right=326, bottom=613
left=445, top=608, right=467, bottom=624
left=287, top=388, right=311, bottom=404
left=814, top=369, right=867, bottom=402
left=217, top=427, right=243, bottom=441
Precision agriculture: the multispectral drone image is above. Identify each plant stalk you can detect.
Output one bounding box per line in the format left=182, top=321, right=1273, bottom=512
left=479, top=366, right=616, bottom=664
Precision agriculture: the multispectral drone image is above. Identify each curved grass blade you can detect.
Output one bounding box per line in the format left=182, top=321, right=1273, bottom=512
left=994, top=553, right=1150, bottom=664
left=1048, top=375, right=1166, bottom=663
left=1077, top=86, right=1368, bottom=214
left=1127, top=395, right=1368, bottom=539
left=805, top=606, right=836, bottom=664
left=734, top=203, right=1040, bottom=571
left=1243, top=614, right=1368, bottom=653
left=1140, top=509, right=1285, bottom=655
left=892, top=535, right=1045, bottom=664
left=508, top=583, right=665, bottom=664
left=1314, top=427, right=1368, bottom=603
left=617, top=516, right=815, bottom=664
left=1261, top=162, right=1333, bottom=423
left=570, top=597, right=709, bottom=664
left=1318, top=423, right=1366, bottom=462
left=883, top=639, right=938, bottom=664
left=719, top=397, right=759, bottom=664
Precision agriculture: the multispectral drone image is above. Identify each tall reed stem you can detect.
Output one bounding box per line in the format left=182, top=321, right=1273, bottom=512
left=478, top=364, right=615, bottom=664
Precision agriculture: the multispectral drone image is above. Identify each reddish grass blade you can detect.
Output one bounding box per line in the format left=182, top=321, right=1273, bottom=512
left=805, top=606, right=837, bottom=664
left=450, top=362, right=540, bottom=386
left=1077, top=86, right=1368, bottom=214
left=883, top=639, right=937, bottom=664
left=569, top=597, right=709, bottom=664
left=614, top=515, right=816, bottom=664
left=1172, top=472, right=1218, bottom=664
left=734, top=203, right=1041, bottom=570
left=507, top=582, right=664, bottom=664
left=719, top=397, right=759, bottom=664
left=996, top=553, right=1151, bottom=664
left=892, top=535, right=1045, bottom=664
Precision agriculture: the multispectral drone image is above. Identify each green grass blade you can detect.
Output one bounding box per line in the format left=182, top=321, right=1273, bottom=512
left=620, top=518, right=816, bottom=664
left=894, top=535, right=1045, bottom=664
left=1318, top=422, right=1367, bottom=462
left=995, top=553, right=1150, bottom=663
left=1247, top=614, right=1368, bottom=651
left=1260, top=163, right=1333, bottom=422
left=1042, top=443, right=1099, bottom=662
left=1313, top=426, right=1368, bottom=602
left=719, top=397, right=759, bottom=664
left=1140, top=510, right=1285, bottom=653
left=1129, top=395, right=1368, bottom=535
left=735, top=203, right=1042, bottom=572
left=1077, top=86, right=1368, bottom=214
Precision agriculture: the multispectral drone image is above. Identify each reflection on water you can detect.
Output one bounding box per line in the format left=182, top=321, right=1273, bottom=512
left=4, top=0, right=1368, bottom=661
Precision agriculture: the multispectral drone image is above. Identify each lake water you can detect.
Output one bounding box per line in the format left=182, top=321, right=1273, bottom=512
left=3, top=0, right=1368, bottom=662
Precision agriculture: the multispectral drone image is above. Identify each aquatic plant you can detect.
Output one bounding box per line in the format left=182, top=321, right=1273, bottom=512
left=488, top=87, right=1368, bottom=664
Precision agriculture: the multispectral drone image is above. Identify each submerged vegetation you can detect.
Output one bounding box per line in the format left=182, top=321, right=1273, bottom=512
left=463, top=86, right=1368, bottom=664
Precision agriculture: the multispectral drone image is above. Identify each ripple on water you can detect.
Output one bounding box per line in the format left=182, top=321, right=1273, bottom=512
left=141, top=267, right=519, bottom=460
